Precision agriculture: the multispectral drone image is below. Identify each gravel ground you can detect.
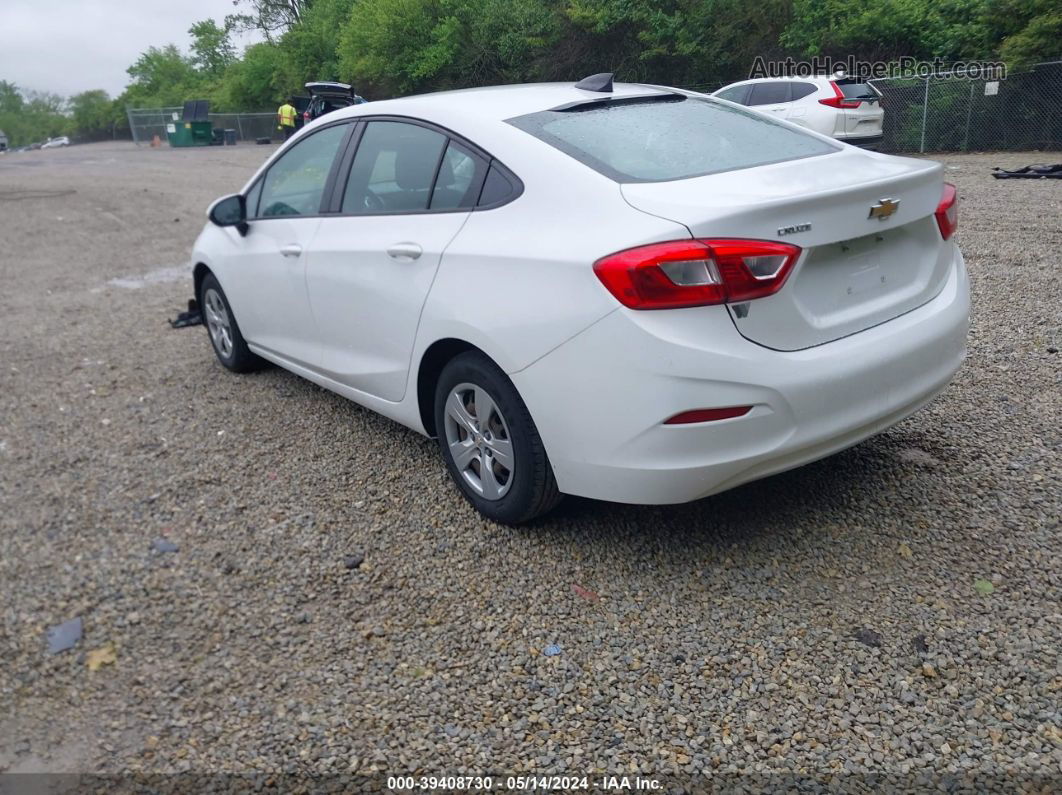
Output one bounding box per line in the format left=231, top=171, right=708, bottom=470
left=0, top=142, right=1058, bottom=791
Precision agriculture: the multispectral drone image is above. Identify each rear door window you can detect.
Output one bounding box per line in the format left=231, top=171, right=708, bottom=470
left=747, top=82, right=791, bottom=106
left=508, top=95, right=838, bottom=183
left=342, top=121, right=448, bottom=214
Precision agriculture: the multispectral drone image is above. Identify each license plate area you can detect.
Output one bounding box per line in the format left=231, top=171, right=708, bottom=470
left=728, top=216, right=949, bottom=351
left=811, top=231, right=897, bottom=301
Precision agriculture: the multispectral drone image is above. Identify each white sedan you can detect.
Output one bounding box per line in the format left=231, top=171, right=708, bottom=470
left=191, top=75, right=968, bottom=524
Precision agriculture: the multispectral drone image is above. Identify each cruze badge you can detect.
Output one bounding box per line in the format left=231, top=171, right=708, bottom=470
left=778, top=222, right=811, bottom=237
left=869, top=198, right=900, bottom=220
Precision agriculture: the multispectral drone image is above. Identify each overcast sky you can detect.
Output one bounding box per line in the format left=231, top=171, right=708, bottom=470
left=0, top=0, right=261, bottom=98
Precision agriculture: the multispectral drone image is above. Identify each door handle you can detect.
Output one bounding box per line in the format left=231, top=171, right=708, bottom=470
left=386, top=243, right=422, bottom=261
left=280, top=243, right=302, bottom=258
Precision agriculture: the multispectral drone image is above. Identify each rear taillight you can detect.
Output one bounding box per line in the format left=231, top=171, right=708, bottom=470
left=593, top=239, right=801, bottom=310
left=935, top=183, right=958, bottom=240
left=819, top=81, right=861, bottom=109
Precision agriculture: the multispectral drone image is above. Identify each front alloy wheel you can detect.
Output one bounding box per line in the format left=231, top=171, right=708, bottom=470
left=203, top=287, right=234, bottom=360
left=198, top=272, right=264, bottom=373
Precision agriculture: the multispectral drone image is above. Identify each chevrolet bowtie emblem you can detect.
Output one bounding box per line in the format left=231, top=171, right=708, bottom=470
left=869, top=198, right=900, bottom=220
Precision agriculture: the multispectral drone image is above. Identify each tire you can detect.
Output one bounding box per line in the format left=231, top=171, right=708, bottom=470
left=434, top=351, right=562, bottom=524
left=199, top=273, right=264, bottom=373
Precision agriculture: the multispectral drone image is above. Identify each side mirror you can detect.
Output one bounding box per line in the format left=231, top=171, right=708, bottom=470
left=208, top=193, right=248, bottom=236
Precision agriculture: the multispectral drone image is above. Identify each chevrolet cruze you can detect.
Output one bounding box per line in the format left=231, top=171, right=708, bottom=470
left=191, top=75, right=969, bottom=524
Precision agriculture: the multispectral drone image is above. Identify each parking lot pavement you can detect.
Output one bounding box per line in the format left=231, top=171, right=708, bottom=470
left=0, top=142, right=1058, bottom=786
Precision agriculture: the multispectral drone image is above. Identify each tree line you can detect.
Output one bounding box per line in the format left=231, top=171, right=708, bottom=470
left=1, top=0, right=1058, bottom=147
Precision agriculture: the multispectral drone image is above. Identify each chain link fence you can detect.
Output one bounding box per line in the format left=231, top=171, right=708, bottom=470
left=870, top=60, right=1062, bottom=153
left=125, top=107, right=278, bottom=146
left=681, top=60, right=1062, bottom=154
left=127, top=60, right=1061, bottom=154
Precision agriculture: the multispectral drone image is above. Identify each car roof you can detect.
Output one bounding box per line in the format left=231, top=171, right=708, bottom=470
left=329, top=82, right=678, bottom=124
left=713, top=75, right=872, bottom=92
left=720, top=76, right=833, bottom=87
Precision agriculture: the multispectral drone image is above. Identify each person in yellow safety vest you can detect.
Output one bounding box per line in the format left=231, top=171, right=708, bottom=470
left=276, top=98, right=298, bottom=140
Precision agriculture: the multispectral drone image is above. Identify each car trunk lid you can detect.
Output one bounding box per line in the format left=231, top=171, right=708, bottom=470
left=305, top=81, right=354, bottom=99
left=620, top=149, right=951, bottom=350
left=838, top=81, right=884, bottom=137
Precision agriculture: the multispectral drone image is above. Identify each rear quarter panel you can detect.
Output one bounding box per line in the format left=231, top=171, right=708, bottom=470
left=413, top=127, right=691, bottom=376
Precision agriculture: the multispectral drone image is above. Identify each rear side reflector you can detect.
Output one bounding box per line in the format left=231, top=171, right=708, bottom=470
left=593, top=239, right=801, bottom=310
left=935, top=182, right=958, bottom=240
left=664, top=406, right=752, bottom=424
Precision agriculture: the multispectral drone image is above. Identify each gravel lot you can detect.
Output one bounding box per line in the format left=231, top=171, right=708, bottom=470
left=0, top=141, right=1058, bottom=791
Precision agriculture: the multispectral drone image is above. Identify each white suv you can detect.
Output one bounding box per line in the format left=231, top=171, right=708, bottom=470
left=712, top=76, right=884, bottom=147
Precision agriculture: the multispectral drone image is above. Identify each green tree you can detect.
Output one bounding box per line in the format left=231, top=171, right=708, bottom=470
left=218, top=41, right=289, bottom=109
left=336, top=0, right=792, bottom=97
left=189, top=19, right=236, bottom=76
left=85, top=0, right=1062, bottom=125
left=0, top=84, right=70, bottom=146
left=123, top=44, right=203, bottom=107
left=780, top=0, right=1059, bottom=64
left=0, top=80, right=24, bottom=113
left=228, top=0, right=316, bottom=39
left=782, top=0, right=957, bottom=61
left=561, top=0, right=791, bottom=87
left=69, top=89, right=118, bottom=140
left=274, top=0, right=356, bottom=89
left=339, top=0, right=563, bottom=96
left=981, top=0, right=1062, bottom=67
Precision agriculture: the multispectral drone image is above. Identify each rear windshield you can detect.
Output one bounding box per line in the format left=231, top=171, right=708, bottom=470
left=507, top=95, right=838, bottom=183
left=838, top=82, right=879, bottom=100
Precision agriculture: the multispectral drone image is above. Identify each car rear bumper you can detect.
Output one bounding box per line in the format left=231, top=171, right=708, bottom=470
left=512, top=248, right=969, bottom=505
left=840, top=133, right=884, bottom=147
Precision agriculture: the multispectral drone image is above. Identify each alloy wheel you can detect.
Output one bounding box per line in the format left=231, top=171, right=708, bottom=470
left=203, top=288, right=234, bottom=359
left=443, top=382, right=514, bottom=500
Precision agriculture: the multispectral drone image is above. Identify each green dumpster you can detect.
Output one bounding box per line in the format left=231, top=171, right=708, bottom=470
left=166, top=100, right=214, bottom=147
left=167, top=120, right=212, bottom=147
